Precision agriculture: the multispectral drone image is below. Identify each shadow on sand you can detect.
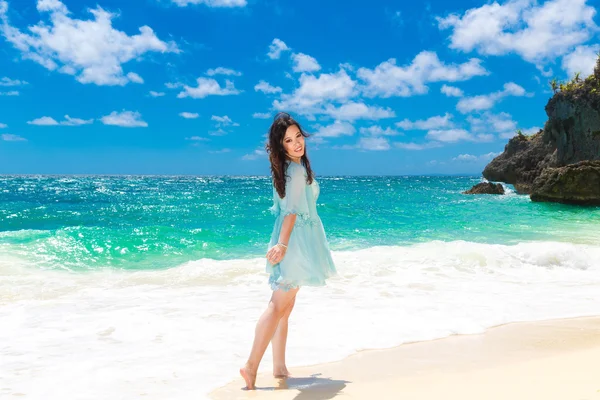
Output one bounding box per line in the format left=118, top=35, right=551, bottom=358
left=249, top=373, right=350, bottom=400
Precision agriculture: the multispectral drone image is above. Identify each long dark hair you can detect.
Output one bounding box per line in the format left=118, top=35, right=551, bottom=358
left=265, top=112, right=314, bottom=198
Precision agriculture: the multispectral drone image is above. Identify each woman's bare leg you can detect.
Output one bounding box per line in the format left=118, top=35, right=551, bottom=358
left=240, top=288, right=299, bottom=390
left=272, top=296, right=296, bottom=377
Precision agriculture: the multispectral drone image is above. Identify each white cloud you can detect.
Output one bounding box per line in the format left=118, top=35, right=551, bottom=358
left=177, top=78, right=240, bottom=98
left=37, top=0, right=67, bottom=12
left=0, top=77, right=27, bottom=86
left=357, top=51, right=488, bottom=98
left=426, top=128, right=473, bottom=142
left=307, top=135, right=327, bottom=145
left=441, top=84, right=464, bottom=97
left=357, top=136, right=390, bottom=151
left=186, top=136, right=209, bottom=141
left=209, top=148, right=232, bottom=154
left=452, top=152, right=500, bottom=162
left=27, top=116, right=58, bottom=126
left=453, top=154, right=478, bottom=162
left=396, top=113, right=454, bottom=130
left=359, top=125, right=402, bottom=136
left=273, top=69, right=356, bottom=115
left=242, top=149, right=267, bottom=160
left=1, top=133, right=26, bottom=141
left=62, top=115, right=94, bottom=126
left=209, top=128, right=228, bottom=136
left=334, top=136, right=392, bottom=151
left=338, top=62, right=355, bottom=72
left=323, top=102, right=395, bottom=121
left=254, top=80, right=282, bottom=94
left=170, top=0, right=247, bottom=7
left=206, top=67, right=242, bottom=76
left=457, top=82, right=529, bottom=113
left=334, top=144, right=358, bottom=150
left=165, top=82, right=181, bottom=89
left=476, top=133, right=496, bottom=142
left=211, top=115, right=239, bottom=126
left=312, top=120, right=356, bottom=138
left=0, top=0, right=179, bottom=86
left=27, top=115, right=93, bottom=126
left=252, top=112, right=271, bottom=119
left=562, top=44, right=600, bottom=78
left=412, top=125, right=496, bottom=143
left=0, top=91, right=19, bottom=96
left=481, top=151, right=500, bottom=160
left=469, top=111, right=517, bottom=138
left=149, top=91, right=165, bottom=97
left=100, top=111, right=147, bottom=127
left=458, top=96, right=496, bottom=113
left=267, top=38, right=290, bottom=60
left=395, top=141, right=443, bottom=150
left=0, top=123, right=6, bottom=128
left=437, top=0, right=598, bottom=66
left=208, top=115, right=239, bottom=136
left=179, top=112, right=199, bottom=119
left=537, top=65, right=554, bottom=77
left=126, top=72, right=144, bottom=84
left=291, top=52, right=321, bottom=73
left=503, top=82, right=528, bottom=96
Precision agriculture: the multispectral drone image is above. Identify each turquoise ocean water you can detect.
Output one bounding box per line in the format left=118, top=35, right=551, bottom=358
left=1, top=175, right=599, bottom=271
left=2, top=174, right=600, bottom=399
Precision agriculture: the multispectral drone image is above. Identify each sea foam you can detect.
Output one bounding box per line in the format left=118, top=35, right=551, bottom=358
left=1, top=240, right=600, bottom=399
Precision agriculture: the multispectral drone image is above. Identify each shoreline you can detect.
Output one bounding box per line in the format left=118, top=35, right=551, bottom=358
left=210, top=316, right=600, bottom=399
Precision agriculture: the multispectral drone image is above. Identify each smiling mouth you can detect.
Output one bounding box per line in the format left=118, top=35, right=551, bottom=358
left=295, top=147, right=303, bottom=152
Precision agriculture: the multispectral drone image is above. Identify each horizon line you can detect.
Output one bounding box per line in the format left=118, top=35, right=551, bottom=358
left=0, top=173, right=483, bottom=178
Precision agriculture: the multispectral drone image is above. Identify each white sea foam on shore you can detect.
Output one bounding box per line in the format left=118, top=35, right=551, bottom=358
left=2, top=240, right=600, bottom=399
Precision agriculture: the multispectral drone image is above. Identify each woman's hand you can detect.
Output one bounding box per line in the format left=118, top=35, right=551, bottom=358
left=266, top=244, right=287, bottom=265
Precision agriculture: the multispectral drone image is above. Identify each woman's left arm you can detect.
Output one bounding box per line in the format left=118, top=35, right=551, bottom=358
left=278, top=213, right=296, bottom=247
left=266, top=166, right=307, bottom=264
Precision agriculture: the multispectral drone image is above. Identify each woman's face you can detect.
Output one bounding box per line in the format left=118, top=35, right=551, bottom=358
left=282, top=124, right=305, bottom=159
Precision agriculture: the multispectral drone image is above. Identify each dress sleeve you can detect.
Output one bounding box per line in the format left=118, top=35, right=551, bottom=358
left=268, top=185, right=280, bottom=216
left=281, top=164, right=310, bottom=221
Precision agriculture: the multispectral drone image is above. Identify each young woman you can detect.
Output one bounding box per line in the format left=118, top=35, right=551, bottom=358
left=239, top=112, right=337, bottom=390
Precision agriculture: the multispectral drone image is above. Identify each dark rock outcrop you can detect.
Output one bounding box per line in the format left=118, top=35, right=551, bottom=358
left=530, top=161, right=600, bottom=205
left=482, top=58, right=600, bottom=203
left=463, top=182, right=505, bottom=195
left=482, top=130, right=556, bottom=194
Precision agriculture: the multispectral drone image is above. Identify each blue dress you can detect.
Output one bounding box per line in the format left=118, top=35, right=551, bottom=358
left=266, top=161, right=337, bottom=291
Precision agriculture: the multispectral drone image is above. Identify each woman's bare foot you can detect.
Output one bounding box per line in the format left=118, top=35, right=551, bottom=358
left=239, top=365, right=257, bottom=390
left=273, top=365, right=290, bottom=378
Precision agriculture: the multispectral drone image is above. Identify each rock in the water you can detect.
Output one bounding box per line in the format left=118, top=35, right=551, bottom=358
left=530, top=160, right=600, bottom=205
left=463, top=182, right=505, bottom=195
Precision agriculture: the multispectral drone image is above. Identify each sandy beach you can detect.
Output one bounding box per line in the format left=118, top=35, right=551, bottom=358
left=211, top=317, right=600, bottom=400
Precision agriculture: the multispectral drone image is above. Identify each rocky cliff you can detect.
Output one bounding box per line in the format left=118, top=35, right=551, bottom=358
left=482, top=130, right=556, bottom=194
left=482, top=59, right=600, bottom=204
left=530, top=161, right=600, bottom=204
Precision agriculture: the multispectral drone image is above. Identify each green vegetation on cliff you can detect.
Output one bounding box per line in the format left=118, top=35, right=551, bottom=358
left=547, top=55, right=600, bottom=114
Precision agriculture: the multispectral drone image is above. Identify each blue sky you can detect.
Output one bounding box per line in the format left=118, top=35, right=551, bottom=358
left=0, top=0, right=598, bottom=176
